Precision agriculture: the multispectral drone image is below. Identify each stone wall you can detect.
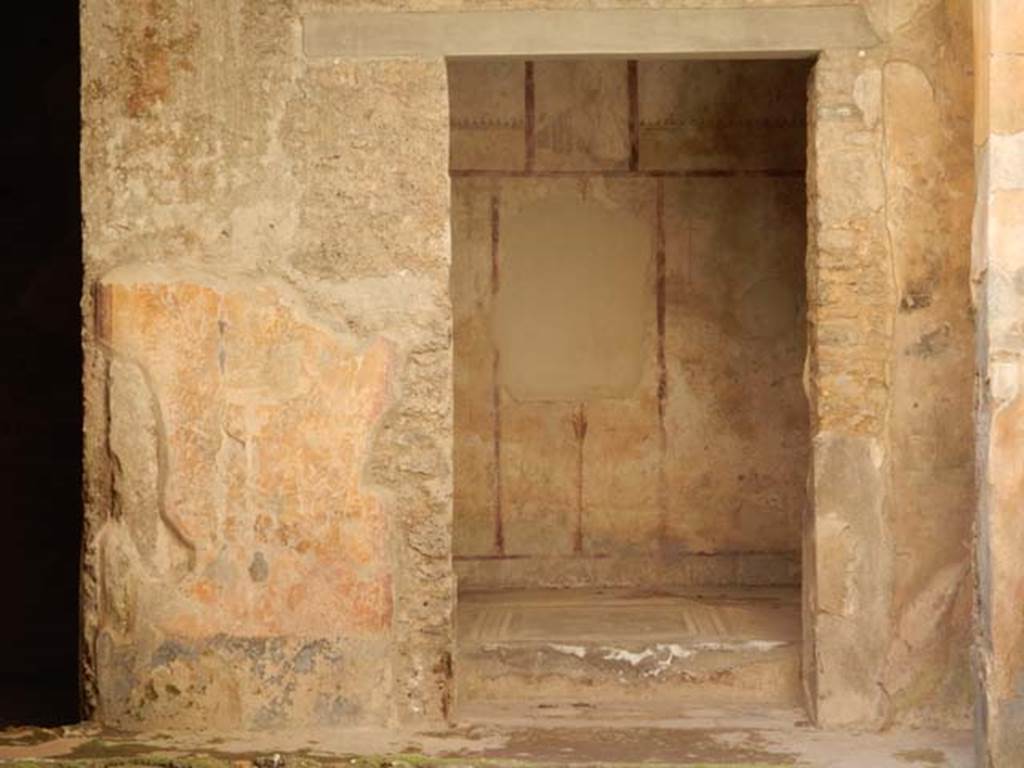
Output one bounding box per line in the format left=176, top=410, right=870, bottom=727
left=450, top=59, right=810, bottom=590
left=972, top=1, right=1024, bottom=764
left=805, top=0, right=975, bottom=728
left=80, top=0, right=978, bottom=733
left=81, top=1, right=454, bottom=728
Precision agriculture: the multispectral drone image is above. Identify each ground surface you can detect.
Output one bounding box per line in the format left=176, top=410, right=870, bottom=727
left=0, top=708, right=973, bottom=767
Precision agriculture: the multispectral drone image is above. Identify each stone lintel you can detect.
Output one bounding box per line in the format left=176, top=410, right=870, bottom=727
left=303, top=7, right=880, bottom=60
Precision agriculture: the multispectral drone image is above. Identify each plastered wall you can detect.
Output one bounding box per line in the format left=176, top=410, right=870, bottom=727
left=450, top=59, right=811, bottom=590
left=972, top=1, right=1024, bottom=765
left=80, top=0, right=979, bottom=735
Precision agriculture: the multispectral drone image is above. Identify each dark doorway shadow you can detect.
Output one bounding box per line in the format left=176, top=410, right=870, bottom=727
left=0, top=4, right=83, bottom=726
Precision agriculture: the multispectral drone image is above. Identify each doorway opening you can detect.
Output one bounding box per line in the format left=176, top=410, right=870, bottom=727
left=449, top=57, right=812, bottom=717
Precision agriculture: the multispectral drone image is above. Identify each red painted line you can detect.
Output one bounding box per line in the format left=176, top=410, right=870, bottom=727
left=490, top=192, right=500, bottom=291
left=524, top=60, right=536, bottom=171
left=492, top=352, right=503, bottom=555
left=491, top=192, right=504, bottom=556
left=449, top=168, right=803, bottom=179
left=572, top=403, right=588, bottom=555
left=655, top=180, right=667, bottom=428
left=627, top=60, right=639, bottom=171
left=655, top=178, right=668, bottom=545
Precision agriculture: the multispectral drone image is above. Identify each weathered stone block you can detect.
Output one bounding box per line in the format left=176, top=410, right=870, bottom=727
left=281, top=60, right=451, bottom=280
left=811, top=432, right=890, bottom=727
left=981, top=357, right=1024, bottom=765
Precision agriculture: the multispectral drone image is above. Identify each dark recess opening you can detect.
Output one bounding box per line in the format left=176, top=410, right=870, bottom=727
left=0, top=5, right=83, bottom=725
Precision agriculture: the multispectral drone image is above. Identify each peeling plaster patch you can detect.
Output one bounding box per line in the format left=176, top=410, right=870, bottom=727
left=601, top=644, right=696, bottom=677
left=989, top=132, right=1024, bottom=191
left=853, top=69, right=882, bottom=129
left=548, top=644, right=586, bottom=659
left=248, top=552, right=269, bottom=583
left=601, top=647, right=655, bottom=666
left=989, top=360, right=1021, bottom=403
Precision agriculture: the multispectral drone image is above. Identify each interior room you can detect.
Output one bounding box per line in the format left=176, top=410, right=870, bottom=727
left=449, top=57, right=813, bottom=715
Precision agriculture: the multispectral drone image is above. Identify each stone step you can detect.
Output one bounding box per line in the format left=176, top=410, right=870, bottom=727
left=455, top=587, right=803, bottom=711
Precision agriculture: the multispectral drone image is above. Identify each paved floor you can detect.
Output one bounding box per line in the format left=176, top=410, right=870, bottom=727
left=457, top=587, right=802, bottom=646
left=0, top=709, right=974, bottom=767
left=457, top=587, right=803, bottom=708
